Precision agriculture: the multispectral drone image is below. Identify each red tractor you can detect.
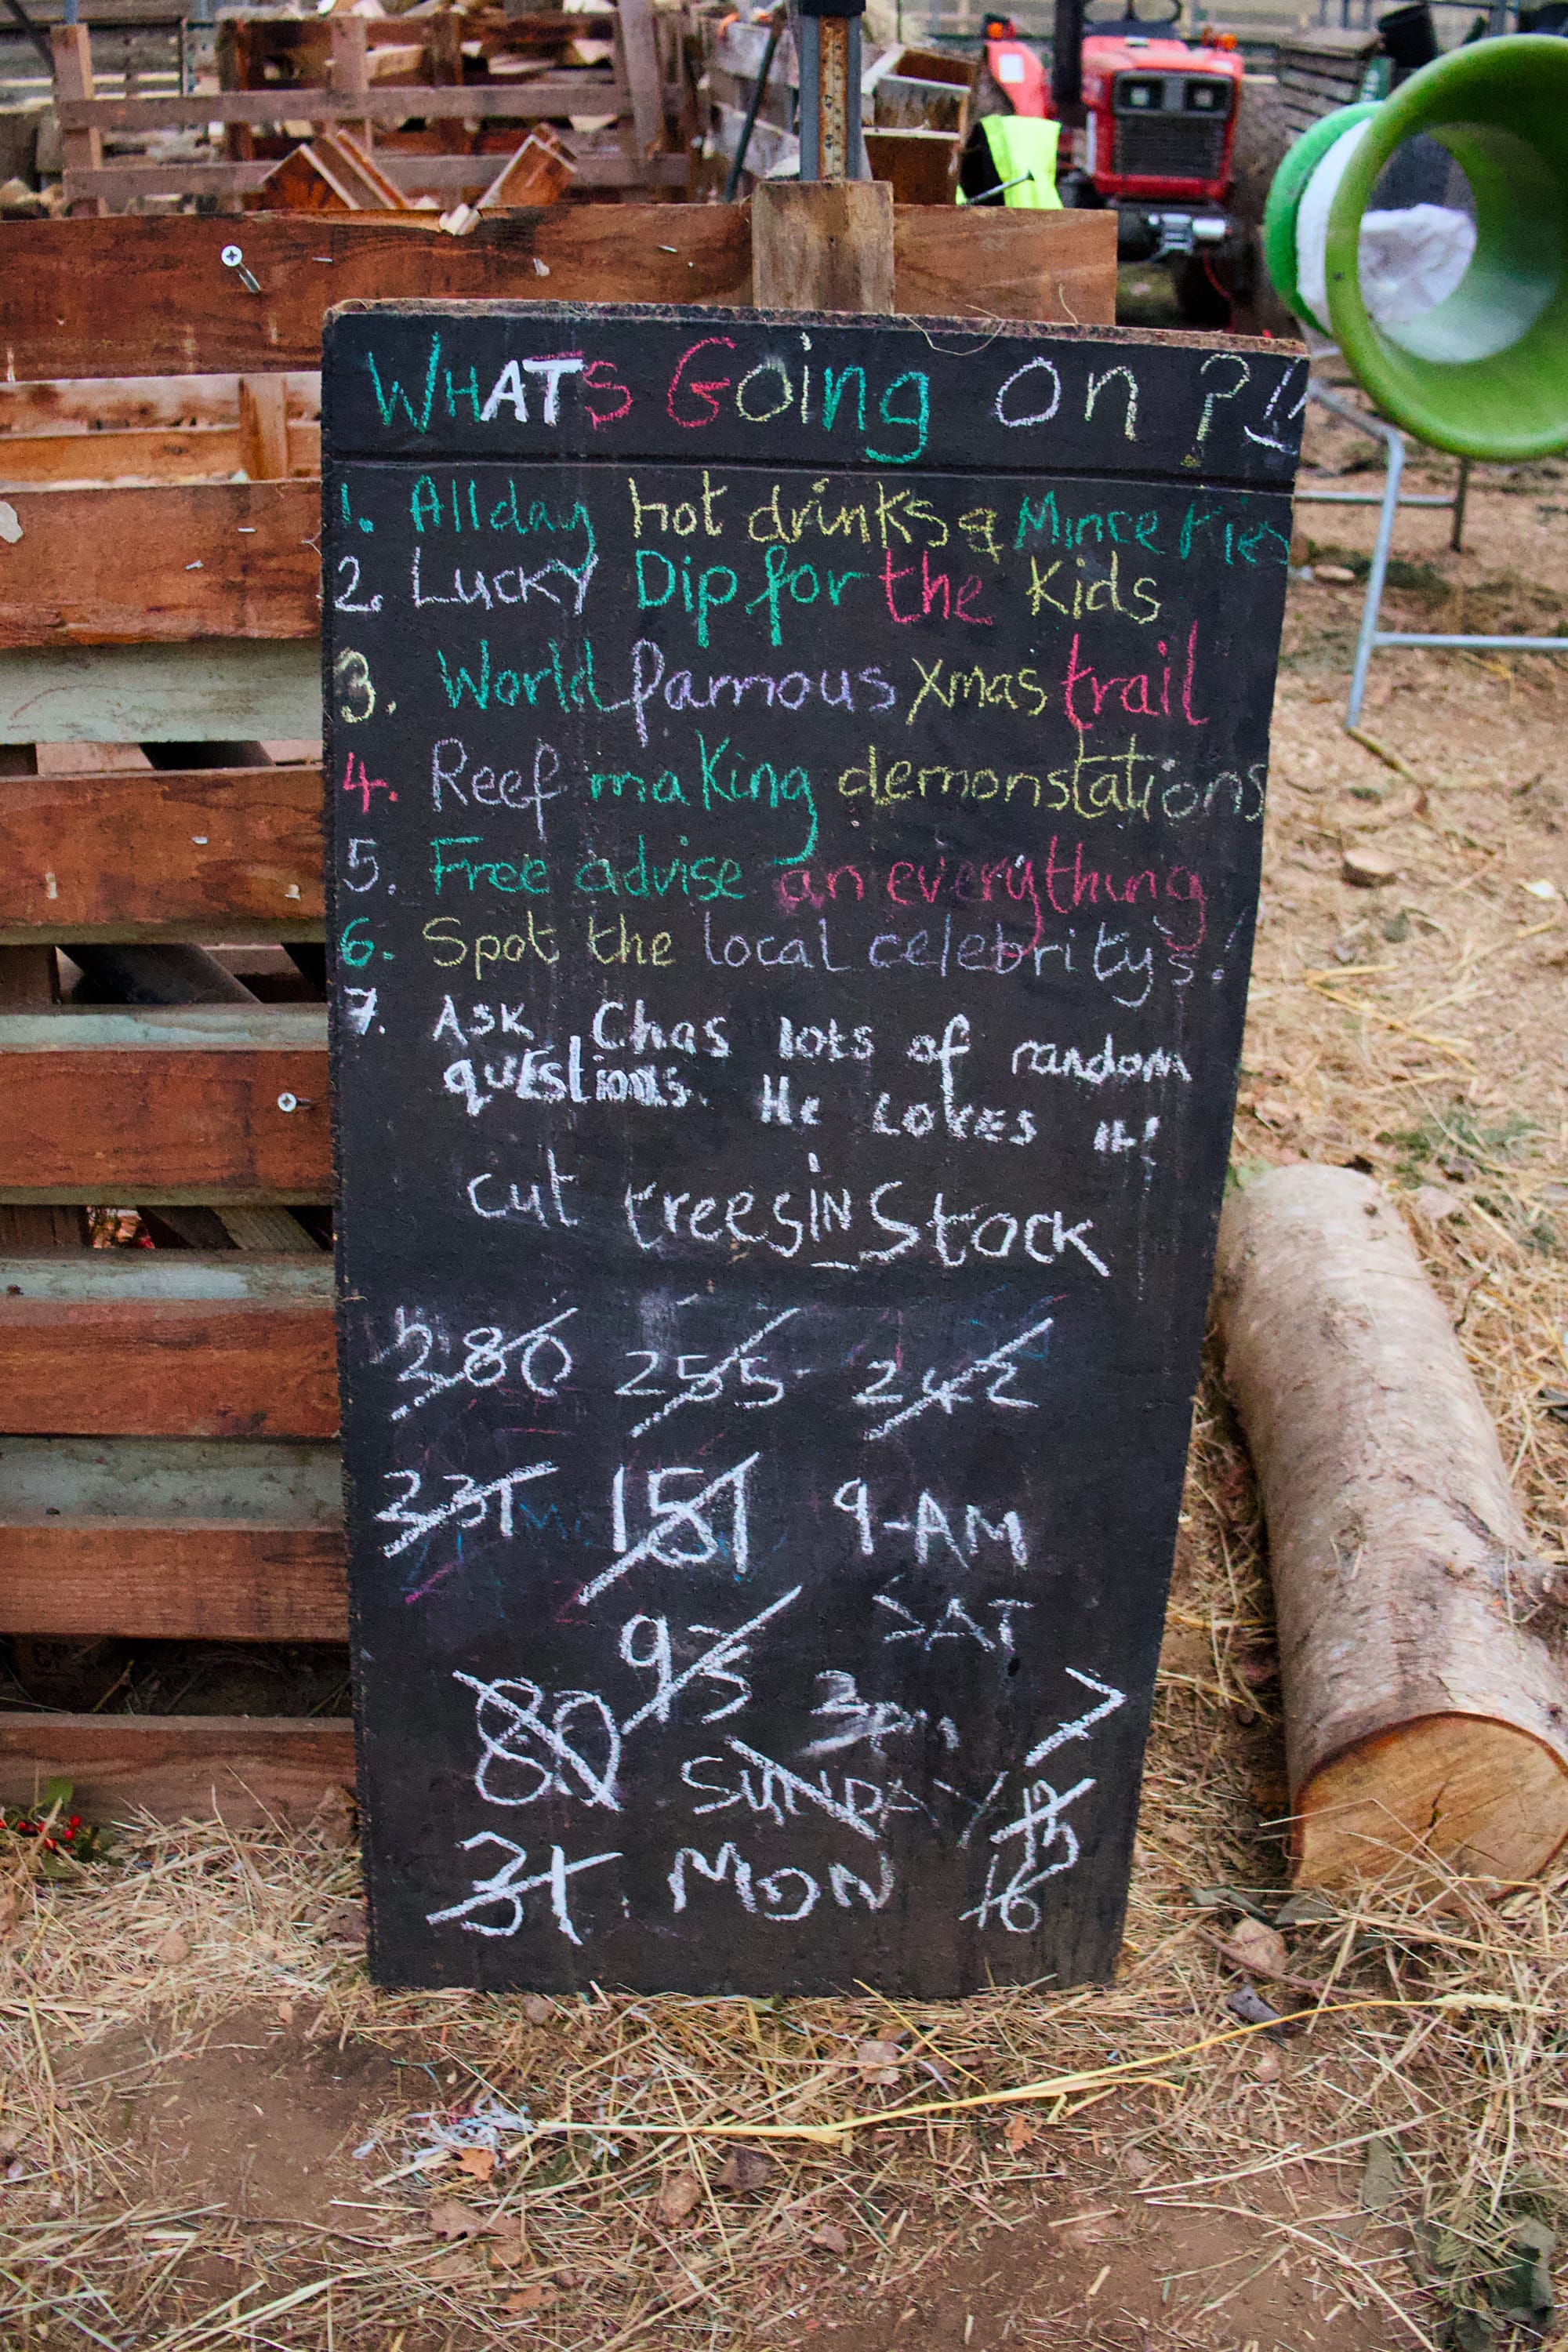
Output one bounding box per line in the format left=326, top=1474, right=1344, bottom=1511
left=975, top=2, right=1247, bottom=315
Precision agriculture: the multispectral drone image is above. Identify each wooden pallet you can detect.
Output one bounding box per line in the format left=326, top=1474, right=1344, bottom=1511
left=52, top=1, right=682, bottom=214
left=0, top=201, right=1116, bottom=1825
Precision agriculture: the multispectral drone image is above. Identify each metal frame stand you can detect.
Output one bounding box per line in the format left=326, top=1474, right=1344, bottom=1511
left=1301, top=382, right=1566, bottom=728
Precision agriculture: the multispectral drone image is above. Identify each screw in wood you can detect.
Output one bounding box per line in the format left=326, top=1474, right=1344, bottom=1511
left=220, top=245, right=263, bottom=295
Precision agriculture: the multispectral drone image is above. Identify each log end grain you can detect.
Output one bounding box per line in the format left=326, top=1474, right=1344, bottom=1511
left=1297, top=1713, right=1568, bottom=1889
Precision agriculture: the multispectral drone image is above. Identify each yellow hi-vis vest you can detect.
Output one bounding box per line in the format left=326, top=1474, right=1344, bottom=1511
left=956, top=113, right=1062, bottom=209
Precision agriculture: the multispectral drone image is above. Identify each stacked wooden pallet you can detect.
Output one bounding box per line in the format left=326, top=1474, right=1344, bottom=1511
left=0, top=200, right=1116, bottom=1828
left=53, top=0, right=686, bottom=214
left=1272, top=26, right=1381, bottom=135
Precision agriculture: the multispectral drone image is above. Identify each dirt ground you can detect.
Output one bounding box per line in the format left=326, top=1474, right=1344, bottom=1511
left=2, top=389, right=1566, bottom=2352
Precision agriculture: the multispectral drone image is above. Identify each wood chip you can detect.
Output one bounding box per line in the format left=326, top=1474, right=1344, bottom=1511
left=1342, top=844, right=1399, bottom=888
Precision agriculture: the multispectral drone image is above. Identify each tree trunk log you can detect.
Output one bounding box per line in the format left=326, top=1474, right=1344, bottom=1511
left=1213, top=1164, right=1568, bottom=1888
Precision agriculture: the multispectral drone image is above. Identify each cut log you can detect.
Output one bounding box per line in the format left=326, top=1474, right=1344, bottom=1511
left=1213, top=1163, right=1568, bottom=1888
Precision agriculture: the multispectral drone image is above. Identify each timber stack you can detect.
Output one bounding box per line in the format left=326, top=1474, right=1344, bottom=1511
left=0, top=195, right=1117, bottom=1826
left=47, top=0, right=687, bottom=214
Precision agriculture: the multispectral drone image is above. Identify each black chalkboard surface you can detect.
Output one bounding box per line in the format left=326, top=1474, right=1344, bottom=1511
left=322, top=302, right=1304, bottom=1994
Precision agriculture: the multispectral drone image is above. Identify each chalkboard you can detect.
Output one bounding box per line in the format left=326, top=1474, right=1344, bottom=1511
left=322, top=301, right=1304, bottom=1995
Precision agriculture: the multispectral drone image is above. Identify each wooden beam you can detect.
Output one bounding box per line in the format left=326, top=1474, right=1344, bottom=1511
left=1, top=210, right=1107, bottom=385
left=0, top=1008, right=329, bottom=1203
left=329, top=13, right=372, bottom=154
left=55, top=80, right=622, bottom=129
left=0, top=212, right=752, bottom=379
left=0, top=1296, right=337, bottom=1437
left=61, top=151, right=690, bottom=204
left=893, top=205, right=1117, bottom=325
left=238, top=376, right=291, bottom=481
left=0, top=1715, right=356, bottom=1824
left=752, top=181, right=895, bottom=314
left=0, top=373, right=320, bottom=432
left=3, top=1526, right=347, bottom=1639
left=0, top=643, right=322, bottom=745
left=0, top=1249, right=329, bottom=1297
left=615, top=0, right=666, bottom=165
left=0, top=483, right=318, bottom=648
left=0, top=763, right=323, bottom=942
left=52, top=25, right=107, bottom=219
left=0, top=423, right=321, bottom=487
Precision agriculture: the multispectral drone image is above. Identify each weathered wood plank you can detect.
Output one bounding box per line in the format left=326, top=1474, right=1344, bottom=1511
left=1, top=1428, right=339, bottom=1513
left=0, top=375, right=319, bottom=434
left=0, top=423, right=321, bottom=486
left=56, top=79, right=623, bottom=129
left=3, top=1527, right=347, bottom=1639
left=62, top=151, right=689, bottom=204
left=0, top=764, right=324, bottom=942
left=753, top=181, right=895, bottom=314
left=893, top=205, right=1117, bottom=325
left=0, top=643, right=322, bottom=744
left=0, top=1715, right=356, bottom=1824
left=0, top=212, right=1111, bottom=386
left=0, top=1009, right=329, bottom=1203
left=0, top=1250, right=329, bottom=1298
left=0, top=1298, right=338, bottom=1436
left=0, top=483, right=319, bottom=647
left=53, top=26, right=105, bottom=220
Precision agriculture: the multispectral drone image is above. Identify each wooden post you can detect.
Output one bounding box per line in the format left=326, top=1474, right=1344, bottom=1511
left=754, top=0, right=886, bottom=312
left=0, top=763, right=78, bottom=1250
left=51, top=26, right=107, bottom=219
left=616, top=0, right=666, bottom=167
left=426, top=9, right=466, bottom=162
left=751, top=180, right=893, bottom=313
left=330, top=17, right=372, bottom=156
left=238, top=378, right=291, bottom=482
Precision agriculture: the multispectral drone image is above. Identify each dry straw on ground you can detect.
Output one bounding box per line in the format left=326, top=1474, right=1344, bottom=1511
left=2, top=435, right=1566, bottom=2349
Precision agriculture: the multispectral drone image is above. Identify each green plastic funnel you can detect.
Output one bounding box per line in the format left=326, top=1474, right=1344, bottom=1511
left=1262, top=101, right=1379, bottom=330
left=1323, top=35, right=1568, bottom=459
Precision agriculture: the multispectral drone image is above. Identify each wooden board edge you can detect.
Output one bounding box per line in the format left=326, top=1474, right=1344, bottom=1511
left=0, top=1714, right=356, bottom=1827
left=2, top=1525, right=347, bottom=1640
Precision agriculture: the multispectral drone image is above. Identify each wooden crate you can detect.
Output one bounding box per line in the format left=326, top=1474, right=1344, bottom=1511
left=51, top=2, right=686, bottom=212
left=0, top=202, right=1116, bottom=1826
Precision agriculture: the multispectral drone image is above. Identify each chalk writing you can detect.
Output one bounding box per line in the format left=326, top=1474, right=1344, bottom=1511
left=327, top=302, right=1299, bottom=1993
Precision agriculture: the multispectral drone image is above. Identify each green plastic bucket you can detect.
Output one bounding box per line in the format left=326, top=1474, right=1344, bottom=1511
left=1323, top=36, right=1568, bottom=459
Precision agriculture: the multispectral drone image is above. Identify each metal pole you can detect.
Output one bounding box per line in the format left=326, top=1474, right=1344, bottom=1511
left=1306, top=381, right=1566, bottom=725
left=1450, top=456, right=1470, bottom=555
left=796, top=0, right=866, bottom=181
left=1347, top=420, right=1403, bottom=727
left=797, top=10, right=820, bottom=180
